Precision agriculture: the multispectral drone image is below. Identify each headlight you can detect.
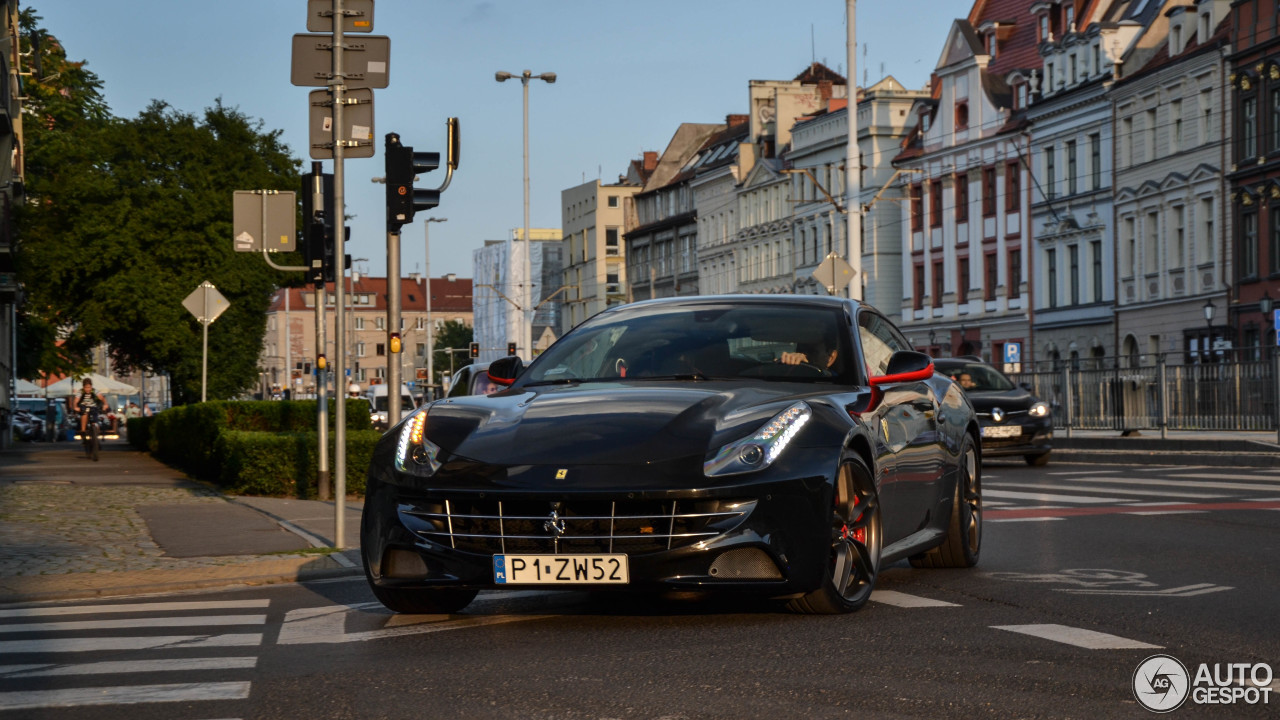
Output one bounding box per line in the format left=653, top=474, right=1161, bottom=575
left=1029, top=401, right=1049, bottom=418
left=395, top=410, right=442, bottom=477
left=704, top=402, right=812, bottom=477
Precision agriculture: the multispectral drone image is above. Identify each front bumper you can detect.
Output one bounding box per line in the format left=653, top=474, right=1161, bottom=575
left=361, top=455, right=836, bottom=597
left=977, top=416, right=1053, bottom=457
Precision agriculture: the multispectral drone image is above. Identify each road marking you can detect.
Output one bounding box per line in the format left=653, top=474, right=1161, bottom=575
left=0, top=657, right=258, bottom=678
left=0, top=599, right=270, bottom=619
left=1127, top=510, right=1208, bottom=516
left=1164, top=472, right=1280, bottom=482
left=0, top=614, right=267, bottom=634
left=982, top=500, right=1015, bottom=507
left=987, top=481, right=1225, bottom=500
left=992, top=624, right=1161, bottom=650
left=1072, top=476, right=1280, bottom=493
left=1047, top=469, right=1117, bottom=476
left=0, top=633, right=262, bottom=655
left=277, top=602, right=548, bottom=645
left=870, top=590, right=959, bottom=608
left=984, top=489, right=1125, bottom=504
left=988, top=517, right=1065, bottom=523
left=0, top=681, right=251, bottom=711
left=1060, top=583, right=1232, bottom=597
left=987, top=500, right=1280, bottom=520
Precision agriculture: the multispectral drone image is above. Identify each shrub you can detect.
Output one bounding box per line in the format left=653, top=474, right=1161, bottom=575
left=126, top=416, right=154, bottom=450
left=215, top=430, right=381, bottom=497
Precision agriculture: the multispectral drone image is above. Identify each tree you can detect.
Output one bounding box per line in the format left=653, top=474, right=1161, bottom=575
left=15, top=13, right=302, bottom=403
left=432, top=320, right=473, bottom=382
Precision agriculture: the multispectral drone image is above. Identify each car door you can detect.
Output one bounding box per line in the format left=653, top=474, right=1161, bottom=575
left=857, top=309, right=942, bottom=544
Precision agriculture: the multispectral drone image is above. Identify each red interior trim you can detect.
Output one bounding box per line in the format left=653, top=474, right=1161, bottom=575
left=869, top=362, right=935, bottom=387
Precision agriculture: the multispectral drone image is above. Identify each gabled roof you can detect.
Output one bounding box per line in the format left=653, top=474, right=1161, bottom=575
left=639, top=123, right=727, bottom=193
left=1120, top=11, right=1229, bottom=85
left=938, top=20, right=985, bottom=69
left=793, top=62, right=847, bottom=85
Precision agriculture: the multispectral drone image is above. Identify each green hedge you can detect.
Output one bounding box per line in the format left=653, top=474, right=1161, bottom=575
left=215, top=430, right=381, bottom=497
left=144, top=399, right=378, bottom=497
left=126, top=416, right=154, bottom=450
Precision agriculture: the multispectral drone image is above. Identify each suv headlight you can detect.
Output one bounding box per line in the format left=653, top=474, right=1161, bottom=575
left=1029, top=401, right=1050, bottom=418
left=395, top=410, right=442, bottom=477
left=704, top=402, right=812, bottom=477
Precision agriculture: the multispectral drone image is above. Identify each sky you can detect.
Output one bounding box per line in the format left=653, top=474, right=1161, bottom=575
left=34, top=0, right=965, bottom=279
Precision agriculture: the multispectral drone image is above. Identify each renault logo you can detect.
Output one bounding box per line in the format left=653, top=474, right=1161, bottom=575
left=991, top=407, right=1005, bottom=423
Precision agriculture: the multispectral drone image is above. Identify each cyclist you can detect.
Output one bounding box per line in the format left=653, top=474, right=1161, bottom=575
left=70, top=378, right=107, bottom=437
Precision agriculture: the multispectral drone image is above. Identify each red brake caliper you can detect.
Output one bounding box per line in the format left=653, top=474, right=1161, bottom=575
left=838, top=493, right=867, bottom=545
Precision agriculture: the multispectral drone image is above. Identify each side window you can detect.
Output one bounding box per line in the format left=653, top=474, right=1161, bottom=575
left=858, top=311, right=912, bottom=377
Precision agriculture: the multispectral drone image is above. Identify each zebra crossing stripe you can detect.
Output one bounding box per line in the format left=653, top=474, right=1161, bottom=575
left=984, top=489, right=1124, bottom=504
left=987, top=481, right=1224, bottom=499
left=870, top=590, right=959, bottom=607
left=0, top=681, right=251, bottom=711
left=0, top=614, right=267, bottom=635
left=0, top=656, right=258, bottom=678
left=0, top=633, right=263, bottom=654
left=987, top=500, right=1280, bottom=520
left=1068, top=476, right=1280, bottom=493
left=0, top=600, right=270, bottom=619
left=992, top=624, right=1161, bottom=650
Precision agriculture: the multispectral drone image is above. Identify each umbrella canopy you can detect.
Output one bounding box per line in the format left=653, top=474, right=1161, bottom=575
left=14, top=379, right=43, bottom=396
left=43, top=373, right=139, bottom=396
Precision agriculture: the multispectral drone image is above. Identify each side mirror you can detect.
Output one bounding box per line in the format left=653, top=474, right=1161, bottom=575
left=486, top=356, right=524, bottom=387
left=1019, top=381, right=1033, bottom=391
left=869, top=350, right=935, bottom=386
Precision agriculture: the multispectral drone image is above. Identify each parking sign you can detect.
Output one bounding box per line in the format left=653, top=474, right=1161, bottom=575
left=1003, top=342, right=1021, bottom=364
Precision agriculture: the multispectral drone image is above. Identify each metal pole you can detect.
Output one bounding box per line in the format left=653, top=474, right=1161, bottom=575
left=522, top=74, right=533, bottom=360
left=1063, top=365, right=1073, bottom=439
left=331, top=0, right=347, bottom=549
left=387, top=228, right=402, bottom=428
left=426, top=223, right=433, bottom=394
left=201, top=285, right=209, bottom=403
left=844, top=0, right=862, bottom=301
left=1159, top=354, right=1169, bottom=440
left=310, top=163, right=330, bottom=501
left=1274, top=352, right=1280, bottom=444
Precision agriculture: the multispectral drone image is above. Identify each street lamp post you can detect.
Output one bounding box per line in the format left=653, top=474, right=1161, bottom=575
left=496, top=69, right=556, bottom=360
left=1203, top=298, right=1216, bottom=363
left=424, top=218, right=447, bottom=396
left=1261, top=291, right=1274, bottom=358
left=347, top=258, right=369, bottom=381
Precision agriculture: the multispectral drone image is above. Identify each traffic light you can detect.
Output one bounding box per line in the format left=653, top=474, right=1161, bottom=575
left=507, top=342, right=517, bottom=357
left=469, top=342, right=479, bottom=358
left=385, top=132, right=440, bottom=232
left=390, top=333, right=401, bottom=354
left=301, top=163, right=328, bottom=286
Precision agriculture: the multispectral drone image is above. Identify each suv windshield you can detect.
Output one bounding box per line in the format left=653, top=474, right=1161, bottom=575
left=523, top=302, right=856, bottom=385
left=938, top=362, right=1015, bottom=392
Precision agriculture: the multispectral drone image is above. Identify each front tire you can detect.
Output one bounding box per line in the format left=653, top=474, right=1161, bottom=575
left=911, top=434, right=980, bottom=568
left=788, top=456, right=881, bottom=614
left=369, top=582, right=478, bottom=614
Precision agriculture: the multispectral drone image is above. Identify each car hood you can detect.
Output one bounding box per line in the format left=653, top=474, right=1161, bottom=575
left=963, top=387, right=1039, bottom=413
left=419, top=382, right=815, bottom=466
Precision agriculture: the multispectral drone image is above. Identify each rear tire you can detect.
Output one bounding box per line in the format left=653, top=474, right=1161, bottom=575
left=910, top=435, right=980, bottom=569
left=90, top=425, right=99, bottom=462
left=1024, top=451, right=1050, bottom=466
left=788, top=456, right=881, bottom=614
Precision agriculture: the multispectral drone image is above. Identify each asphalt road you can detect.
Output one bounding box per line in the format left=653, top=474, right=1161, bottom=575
left=2, top=460, right=1277, bottom=719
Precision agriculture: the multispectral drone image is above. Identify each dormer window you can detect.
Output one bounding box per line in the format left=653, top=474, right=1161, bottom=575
left=1199, top=10, right=1210, bottom=42
left=1015, top=81, right=1029, bottom=110
left=1064, top=4, right=1075, bottom=33
left=955, top=101, right=969, bottom=130
left=987, top=32, right=998, bottom=59
left=921, top=108, right=932, bottom=133
left=1039, top=14, right=1050, bottom=42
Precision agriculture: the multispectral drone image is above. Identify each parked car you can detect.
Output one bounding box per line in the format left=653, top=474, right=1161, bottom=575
left=361, top=296, right=982, bottom=616
left=933, top=357, right=1052, bottom=466
left=444, top=362, right=499, bottom=398
left=366, top=383, right=416, bottom=431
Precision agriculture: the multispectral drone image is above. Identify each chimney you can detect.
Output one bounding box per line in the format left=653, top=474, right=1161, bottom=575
left=643, top=151, right=658, bottom=171
left=726, top=114, right=749, bottom=127
left=446, top=273, right=457, bottom=282
left=818, top=80, right=833, bottom=101
left=409, top=272, right=420, bottom=283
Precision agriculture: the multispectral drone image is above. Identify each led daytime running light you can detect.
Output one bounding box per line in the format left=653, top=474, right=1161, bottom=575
left=705, top=402, right=812, bottom=477
left=396, top=410, right=442, bottom=476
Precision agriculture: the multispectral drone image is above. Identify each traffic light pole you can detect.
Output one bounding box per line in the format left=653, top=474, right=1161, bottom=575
left=387, top=228, right=403, bottom=428
left=316, top=283, right=330, bottom=501
left=330, top=0, right=348, bottom=549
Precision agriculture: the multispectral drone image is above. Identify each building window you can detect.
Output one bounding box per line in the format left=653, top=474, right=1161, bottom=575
left=955, top=173, right=969, bottom=223
left=355, top=317, right=365, bottom=330
left=1047, top=248, right=1058, bottom=309
left=982, top=167, right=996, bottom=216
left=1089, top=133, right=1101, bottom=190
left=1272, top=207, right=1280, bottom=275
left=1091, top=240, right=1103, bottom=303
left=415, top=342, right=426, bottom=356
left=958, top=257, right=970, bottom=304
left=1121, top=216, right=1136, bottom=277
left=357, top=342, right=366, bottom=357
left=606, top=227, right=620, bottom=255
left=910, top=184, right=923, bottom=232
left=1046, top=62, right=1056, bottom=90
left=1171, top=99, right=1183, bottom=152
left=1069, top=55, right=1078, bottom=84
left=1272, top=89, right=1280, bottom=154
left=985, top=252, right=998, bottom=301
left=920, top=109, right=931, bottom=133
left=1069, top=244, right=1080, bottom=306
left=1201, top=89, right=1214, bottom=144
left=914, top=264, right=925, bottom=310
left=1121, top=117, right=1133, bottom=167
left=1005, top=162, right=1020, bottom=211
left=375, top=316, right=386, bottom=331
left=955, top=101, right=969, bottom=130
left=1009, top=249, right=1022, bottom=299
left=1145, top=211, right=1159, bottom=275
left=1243, top=95, right=1258, bottom=159
left=1066, top=140, right=1077, bottom=196
left=1145, top=109, right=1157, bottom=161
left=1092, top=44, right=1100, bottom=76
left=987, top=32, right=997, bottom=59
left=1172, top=206, right=1185, bottom=269
left=1064, top=4, right=1074, bottom=31
left=930, top=180, right=943, bottom=227
left=375, top=367, right=386, bottom=379
left=1015, top=82, right=1028, bottom=110
left=607, top=195, right=619, bottom=208
left=1039, top=14, right=1049, bottom=41
left=376, top=343, right=386, bottom=357
left=1200, top=198, right=1215, bottom=264
left=1241, top=211, right=1259, bottom=280
left=1045, top=147, right=1056, bottom=200
left=932, top=260, right=945, bottom=307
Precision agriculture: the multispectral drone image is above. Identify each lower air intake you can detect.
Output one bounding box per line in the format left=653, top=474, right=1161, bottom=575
left=708, top=548, right=782, bottom=579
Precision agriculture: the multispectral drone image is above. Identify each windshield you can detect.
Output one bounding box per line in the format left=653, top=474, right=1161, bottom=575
left=374, top=396, right=415, bottom=412
left=939, top=362, right=1015, bottom=392
left=523, top=302, right=856, bottom=385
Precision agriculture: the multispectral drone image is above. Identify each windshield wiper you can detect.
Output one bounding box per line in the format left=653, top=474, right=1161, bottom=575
left=522, top=378, right=585, bottom=387
left=626, top=372, right=713, bottom=382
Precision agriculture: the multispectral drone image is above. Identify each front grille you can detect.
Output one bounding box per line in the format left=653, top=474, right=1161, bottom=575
left=401, top=497, right=755, bottom=555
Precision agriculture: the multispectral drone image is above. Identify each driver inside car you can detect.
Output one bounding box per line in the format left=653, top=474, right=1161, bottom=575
left=780, top=340, right=837, bottom=370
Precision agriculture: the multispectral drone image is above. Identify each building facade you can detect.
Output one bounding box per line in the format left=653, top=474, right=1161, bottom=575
left=471, top=229, right=560, bottom=363
left=560, top=178, right=641, bottom=333
left=692, top=120, right=751, bottom=296
left=1112, top=0, right=1232, bottom=365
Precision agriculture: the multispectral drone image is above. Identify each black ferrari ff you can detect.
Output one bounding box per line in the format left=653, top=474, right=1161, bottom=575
left=932, top=357, right=1053, bottom=466
left=361, top=296, right=982, bottom=615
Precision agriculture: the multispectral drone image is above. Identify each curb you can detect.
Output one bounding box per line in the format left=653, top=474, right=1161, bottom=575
left=0, top=565, right=364, bottom=606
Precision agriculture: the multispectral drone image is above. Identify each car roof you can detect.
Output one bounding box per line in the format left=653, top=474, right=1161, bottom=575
left=617, top=294, right=860, bottom=312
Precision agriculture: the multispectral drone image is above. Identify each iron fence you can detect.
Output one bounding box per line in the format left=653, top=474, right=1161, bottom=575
left=1007, top=355, right=1280, bottom=434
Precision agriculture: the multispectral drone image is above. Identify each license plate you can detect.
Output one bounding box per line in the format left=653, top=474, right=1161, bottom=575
left=982, top=425, right=1022, bottom=438
left=493, top=554, right=629, bottom=585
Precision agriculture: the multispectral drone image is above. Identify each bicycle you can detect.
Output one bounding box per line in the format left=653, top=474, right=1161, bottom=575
left=81, top=408, right=100, bottom=462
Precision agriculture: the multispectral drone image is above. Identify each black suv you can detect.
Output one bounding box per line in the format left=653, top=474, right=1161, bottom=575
left=933, top=357, right=1053, bottom=466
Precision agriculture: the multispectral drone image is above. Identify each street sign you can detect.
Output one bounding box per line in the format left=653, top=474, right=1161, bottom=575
left=182, top=281, right=230, bottom=325
left=812, top=252, right=855, bottom=295
left=1003, top=342, right=1021, bottom=364
left=290, top=33, right=390, bottom=89
left=309, top=88, right=374, bottom=159
left=1274, top=309, right=1280, bottom=345
left=233, top=191, right=296, bottom=252
left=306, top=0, right=374, bottom=33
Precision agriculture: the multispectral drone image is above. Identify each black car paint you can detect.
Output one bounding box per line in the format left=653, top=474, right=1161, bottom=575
left=363, top=296, right=979, bottom=600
